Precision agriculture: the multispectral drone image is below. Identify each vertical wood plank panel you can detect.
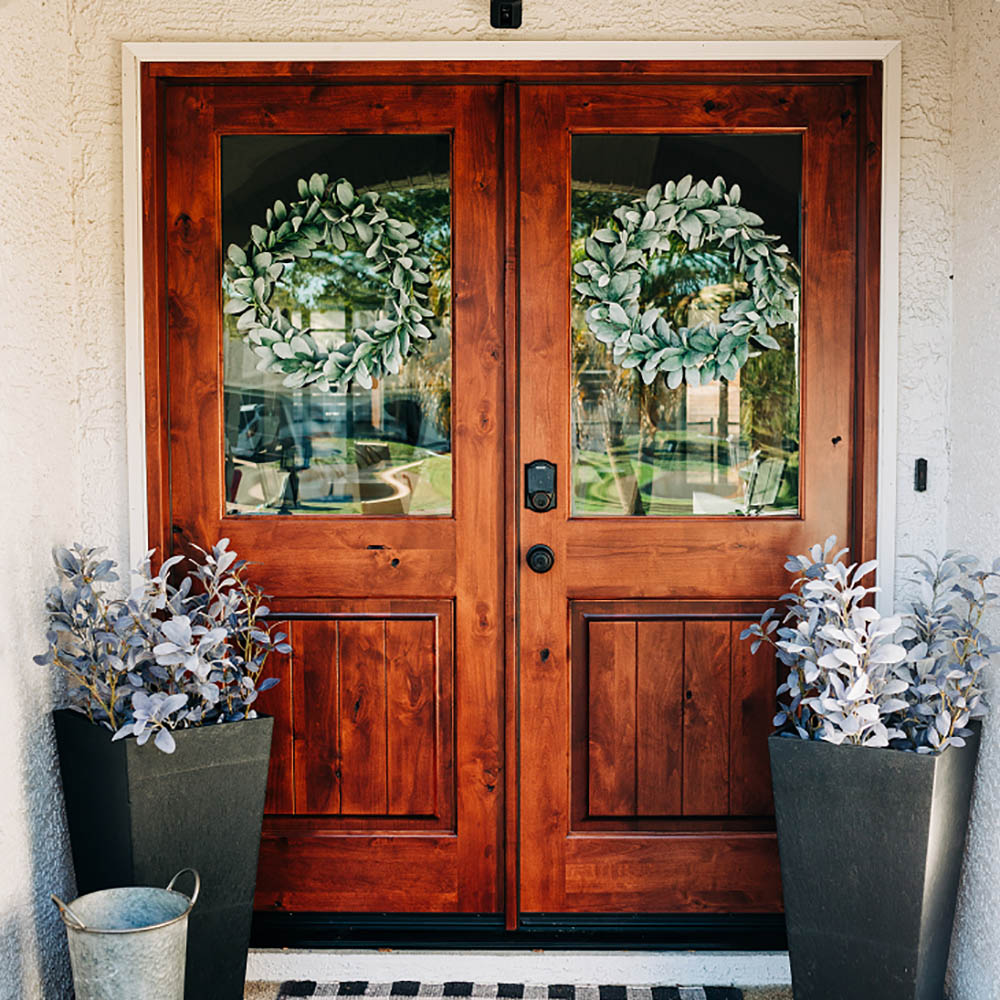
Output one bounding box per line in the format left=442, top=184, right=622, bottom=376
left=255, top=621, right=293, bottom=814
left=588, top=620, right=637, bottom=816
left=682, top=620, right=731, bottom=816
left=730, top=621, right=776, bottom=815
left=294, top=620, right=341, bottom=815
left=386, top=619, right=437, bottom=816
left=339, top=619, right=388, bottom=815
left=636, top=620, right=684, bottom=816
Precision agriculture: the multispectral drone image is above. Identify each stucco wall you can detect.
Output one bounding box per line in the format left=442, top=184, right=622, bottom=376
left=2, top=0, right=995, bottom=995
left=946, top=0, right=1000, bottom=995
left=0, top=0, right=78, bottom=996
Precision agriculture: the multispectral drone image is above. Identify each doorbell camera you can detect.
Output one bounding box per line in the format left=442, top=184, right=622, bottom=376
left=491, top=0, right=522, bottom=28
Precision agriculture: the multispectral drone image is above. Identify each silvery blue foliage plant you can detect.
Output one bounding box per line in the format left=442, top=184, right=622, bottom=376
left=742, top=537, right=997, bottom=752
left=34, top=540, right=291, bottom=753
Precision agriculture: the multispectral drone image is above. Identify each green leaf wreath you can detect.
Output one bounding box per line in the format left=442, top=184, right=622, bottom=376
left=574, top=175, right=800, bottom=388
left=224, top=173, right=435, bottom=391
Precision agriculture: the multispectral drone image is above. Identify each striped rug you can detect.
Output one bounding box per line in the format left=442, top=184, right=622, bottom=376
left=274, top=984, right=742, bottom=1000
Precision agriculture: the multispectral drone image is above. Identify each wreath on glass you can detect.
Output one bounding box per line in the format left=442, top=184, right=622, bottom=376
left=574, top=175, right=800, bottom=388
left=224, top=172, right=435, bottom=392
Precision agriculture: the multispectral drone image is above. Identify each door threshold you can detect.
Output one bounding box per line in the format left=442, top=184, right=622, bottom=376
left=251, top=913, right=786, bottom=951
left=246, top=944, right=791, bottom=988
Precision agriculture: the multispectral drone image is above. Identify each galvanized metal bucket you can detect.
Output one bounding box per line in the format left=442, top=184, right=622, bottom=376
left=52, top=869, right=200, bottom=1000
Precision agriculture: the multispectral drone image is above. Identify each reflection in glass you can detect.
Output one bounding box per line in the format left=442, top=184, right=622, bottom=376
left=222, top=135, right=452, bottom=515
left=570, top=134, right=802, bottom=517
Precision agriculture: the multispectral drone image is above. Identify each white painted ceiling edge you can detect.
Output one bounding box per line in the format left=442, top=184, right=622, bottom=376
left=122, top=40, right=902, bottom=612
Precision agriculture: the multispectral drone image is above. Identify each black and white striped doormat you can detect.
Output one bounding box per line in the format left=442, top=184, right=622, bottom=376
left=276, top=984, right=741, bottom=1000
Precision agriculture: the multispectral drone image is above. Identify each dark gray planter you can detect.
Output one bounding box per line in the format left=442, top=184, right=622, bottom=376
left=53, top=708, right=273, bottom=1000
left=769, top=727, right=980, bottom=1000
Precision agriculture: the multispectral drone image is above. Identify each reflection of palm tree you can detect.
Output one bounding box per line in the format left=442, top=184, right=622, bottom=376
left=598, top=387, right=645, bottom=515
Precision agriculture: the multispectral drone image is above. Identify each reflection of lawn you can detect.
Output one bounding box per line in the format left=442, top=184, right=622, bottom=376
left=573, top=438, right=797, bottom=516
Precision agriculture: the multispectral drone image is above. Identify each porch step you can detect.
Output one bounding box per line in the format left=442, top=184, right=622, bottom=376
left=245, top=952, right=791, bottom=991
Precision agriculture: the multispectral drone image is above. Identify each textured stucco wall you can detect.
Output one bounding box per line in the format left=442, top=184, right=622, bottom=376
left=0, top=0, right=78, bottom=997
left=2, top=0, right=995, bottom=995
left=946, top=0, right=1000, bottom=995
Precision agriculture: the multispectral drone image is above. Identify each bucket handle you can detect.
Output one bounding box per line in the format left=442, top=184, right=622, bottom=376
left=51, top=894, right=87, bottom=931
left=166, top=868, right=201, bottom=912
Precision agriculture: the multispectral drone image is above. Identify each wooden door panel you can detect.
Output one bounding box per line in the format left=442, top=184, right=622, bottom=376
left=636, top=621, right=684, bottom=816
left=164, top=83, right=503, bottom=914
left=284, top=609, right=451, bottom=821
left=575, top=606, right=777, bottom=826
left=295, top=619, right=341, bottom=815
left=587, top=620, right=638, bottom=817
left=563, top=835, right=782, bottom=913
left=338, top=619, right=390, bottom=815
left=254, top=634, right=294, bottom=815
left=682, top=621, right=731, bottom=817
left=520, top=79, right=868, bottom=914
left=386, top=619, right=438, bottom=816
left=256, top=832, right=459, bottom=911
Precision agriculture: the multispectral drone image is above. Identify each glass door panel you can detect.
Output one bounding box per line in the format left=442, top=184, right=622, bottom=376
left=570, top=133, right=802, bottom=516
left=222, top=134, right=452, bottom=516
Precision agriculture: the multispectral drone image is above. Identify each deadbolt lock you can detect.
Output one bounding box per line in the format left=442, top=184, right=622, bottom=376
left=526, top=544, right=555, bottom=574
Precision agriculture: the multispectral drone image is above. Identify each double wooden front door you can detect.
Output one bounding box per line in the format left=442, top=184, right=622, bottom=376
left=156, top=66, right=878, bottom=921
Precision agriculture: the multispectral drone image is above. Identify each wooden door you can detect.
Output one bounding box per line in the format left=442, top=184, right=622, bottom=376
left=163, top=83, right=505, bottom=913
left=154, top=66, right=879, bottom=924
left=517, top=82, right=869, bottom=914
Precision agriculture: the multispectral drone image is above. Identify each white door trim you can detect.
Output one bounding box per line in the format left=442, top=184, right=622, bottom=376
left=122, top=39, right=901, bottom=609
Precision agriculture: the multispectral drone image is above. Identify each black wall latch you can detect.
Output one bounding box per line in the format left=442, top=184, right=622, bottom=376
left=914, top=458, right=928, bottom=493
left=525, top=459, right=557, bottom=512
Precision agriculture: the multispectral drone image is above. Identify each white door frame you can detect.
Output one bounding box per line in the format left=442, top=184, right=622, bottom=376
left=121, top=39, right=902, bottom=609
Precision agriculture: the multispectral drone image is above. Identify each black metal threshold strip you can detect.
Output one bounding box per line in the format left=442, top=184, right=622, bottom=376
left=251, top=913, right=787, bottom=951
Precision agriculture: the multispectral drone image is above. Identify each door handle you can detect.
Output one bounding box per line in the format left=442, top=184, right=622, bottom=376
left=525, top=544, right=555, bottom=574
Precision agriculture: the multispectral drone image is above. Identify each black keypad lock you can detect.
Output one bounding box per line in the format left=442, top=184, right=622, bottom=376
left=525, top=459, right=557, bottom=512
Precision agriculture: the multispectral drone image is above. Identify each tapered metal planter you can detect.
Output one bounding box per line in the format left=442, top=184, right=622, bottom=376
left=769, top=728, right=980, bottom=1000
left=54, top=709, right=273, bottom=1000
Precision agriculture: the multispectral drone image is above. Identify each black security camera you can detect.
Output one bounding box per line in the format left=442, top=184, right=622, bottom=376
left=491, top=0, right=522, bottom=28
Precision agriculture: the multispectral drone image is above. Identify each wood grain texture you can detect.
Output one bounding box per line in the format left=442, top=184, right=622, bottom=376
left=587, top=620, right=637, bottom=817
left=162, top=81, right=504, bottom=914
left=294, top=619, right=341, bottom=815
left=148, top=60, right=876, bottom=84
left=338, top=619, right=388, bottom=815
left=152, top=67, right=880, bottom=918
left=140, top=67, right=170, bottom=565
left=256, top=834, right=459, bottom=912
left=501, top=79, right=521, bottom=931
left=386, top=618, right=437, bottom=816
left=519, top=76, right=865, bottom=913
left=682, top=621, right=732, bottom=816
left=450, top=85, right=505, bottom=913
left=254, top=629, right=294, bottom=814
left=516, top=85, right=571, bottom=914
left=564, top=833, right=782, bottom=913
left=854, top=66, right=883, bottom=569
left=637, top=620, right=684, bottom=816
left=729, top=621, right=777, bottom=816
